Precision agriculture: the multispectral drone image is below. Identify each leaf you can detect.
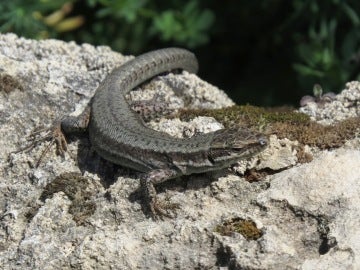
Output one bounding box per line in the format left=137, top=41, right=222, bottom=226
left=341, top=2, right=360, bottom=26
left=293, top=63, right=325, bottom=77
left=153, top=11, right=182, bottom=41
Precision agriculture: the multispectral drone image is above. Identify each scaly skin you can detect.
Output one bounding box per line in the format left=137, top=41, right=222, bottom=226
left=60, top=48, right=268, bottom=217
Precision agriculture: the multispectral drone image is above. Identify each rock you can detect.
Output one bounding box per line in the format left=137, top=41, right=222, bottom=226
left=1, top=33, right=360, bottom=269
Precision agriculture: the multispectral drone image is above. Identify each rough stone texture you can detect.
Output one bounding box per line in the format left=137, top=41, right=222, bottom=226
left=1, top=33, right=360, bottom=270
left=299, top=81, right=360, bottom=125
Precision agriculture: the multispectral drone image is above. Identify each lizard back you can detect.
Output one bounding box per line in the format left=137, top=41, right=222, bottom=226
left=89, top=48, right=216, bottom=166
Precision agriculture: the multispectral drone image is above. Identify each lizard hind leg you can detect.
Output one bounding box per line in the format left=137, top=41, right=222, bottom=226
left=11, top=120, right=68, bottom=168
left=13, top=105, right=91, bottom=167
left=60, top=105, right=91, bottom=134
left=40, top=105, right=91, bottom=164
left=129, top=93, right=175, bottom=122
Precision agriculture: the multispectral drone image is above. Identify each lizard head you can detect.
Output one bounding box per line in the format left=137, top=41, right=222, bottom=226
left=209, top=128, right=267, bottom=166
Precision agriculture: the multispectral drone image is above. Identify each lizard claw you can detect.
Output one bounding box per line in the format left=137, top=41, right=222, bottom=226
left=12, top=121, right=68, bottom=167
left=32, top=121, right=68, bottom=167
left=149, top=195, right=179, bottom=219
left=51, top=122, right=68, bottom=157
left=13, top=105, right=90, bottom=167
left=140, top=169, right=180, bottom=219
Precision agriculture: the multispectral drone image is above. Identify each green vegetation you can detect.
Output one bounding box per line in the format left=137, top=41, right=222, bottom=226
left=1, top=0, right=360, bottom=105
left=288, top=0, right=360, bottom=95
left=0, top=0, right=214, bottom=53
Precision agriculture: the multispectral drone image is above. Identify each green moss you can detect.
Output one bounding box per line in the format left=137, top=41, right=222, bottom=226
left=272, top=117, right=360, bottom=149
left=178, top=105, right=360, bottom=149
left=215, top=218, right=263, bottom=240
left=178, top=105, right=310, bottom=130
left=40, top=172, right=97, bottom=225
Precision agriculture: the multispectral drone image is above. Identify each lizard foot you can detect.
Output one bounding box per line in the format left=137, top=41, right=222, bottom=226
left=12, top=105, right=90, bottom=167
left=130, top=93, right=173, bottom=122
left=149, top=195, right=180, bottom=219
left=12, top=121, right=67, bottom=167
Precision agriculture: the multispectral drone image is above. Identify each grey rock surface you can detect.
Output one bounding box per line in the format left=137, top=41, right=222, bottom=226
left=1, top=33, right=360, bottom=269
left=299, top=80, right=360, bottom=125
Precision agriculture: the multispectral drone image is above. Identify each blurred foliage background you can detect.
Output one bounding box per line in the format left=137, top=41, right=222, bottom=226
left=1, top=0, right=360, bottom=106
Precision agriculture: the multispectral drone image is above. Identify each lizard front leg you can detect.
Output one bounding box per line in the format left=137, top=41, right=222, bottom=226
left=140, top=168, right=181, bottom=218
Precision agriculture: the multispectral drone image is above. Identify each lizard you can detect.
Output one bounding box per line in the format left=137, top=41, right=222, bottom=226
left=45, top=48, right=268, bottom=217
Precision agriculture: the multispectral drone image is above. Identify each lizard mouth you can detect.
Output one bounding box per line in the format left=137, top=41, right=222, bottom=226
left=209, top=135, right=268, bottom=165
left=238, top=138, right=268, bottom=157
left=232, top=135, right=268, bottom=153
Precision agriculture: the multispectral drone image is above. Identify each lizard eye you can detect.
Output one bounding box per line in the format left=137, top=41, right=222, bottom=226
left=258, top=137, right=267, bottom=146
